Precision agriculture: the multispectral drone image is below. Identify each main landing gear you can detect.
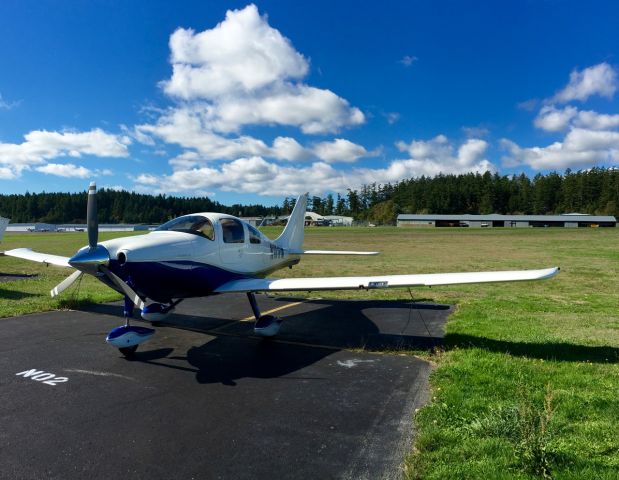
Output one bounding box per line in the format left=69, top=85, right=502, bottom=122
left=247, top=292, right=282, bottom=337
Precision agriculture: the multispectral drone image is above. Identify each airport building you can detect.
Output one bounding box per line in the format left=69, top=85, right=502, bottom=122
left=303, top=212, right=353, bottom=226
left=397, top=213, right=617, bottom=228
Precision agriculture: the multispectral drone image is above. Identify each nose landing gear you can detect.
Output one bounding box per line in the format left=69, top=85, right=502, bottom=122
left=105, top=295, right=155, bottom=357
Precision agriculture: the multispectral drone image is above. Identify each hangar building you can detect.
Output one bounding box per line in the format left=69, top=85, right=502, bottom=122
left=397, top=213, right=617, bottom=228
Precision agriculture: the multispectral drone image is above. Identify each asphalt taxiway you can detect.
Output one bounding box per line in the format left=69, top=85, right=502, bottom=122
left=0, top=294, right=451, bottom=479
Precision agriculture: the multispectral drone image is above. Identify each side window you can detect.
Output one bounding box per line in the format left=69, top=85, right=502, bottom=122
left=220, top=218, right=245, bottom=243
left=248, top=225, right=261, bottom=244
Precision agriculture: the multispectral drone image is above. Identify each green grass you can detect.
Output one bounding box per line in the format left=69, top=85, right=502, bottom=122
left=1, top=227, right=618, bottom=478
left=0, top=231, right=146, bottom=316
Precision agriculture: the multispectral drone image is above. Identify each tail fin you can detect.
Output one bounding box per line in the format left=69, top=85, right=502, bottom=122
left=274, top=193, right=308, bottom=250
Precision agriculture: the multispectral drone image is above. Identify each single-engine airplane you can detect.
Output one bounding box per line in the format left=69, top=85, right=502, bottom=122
left=5, top=182, right=559, bottom=356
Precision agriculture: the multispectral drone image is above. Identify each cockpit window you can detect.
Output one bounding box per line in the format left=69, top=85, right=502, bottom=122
left=248, top=224, right=262, bottom=244
left=156, top=215, right=215, bottom=240
left=220, top=218, right=245, bottom=243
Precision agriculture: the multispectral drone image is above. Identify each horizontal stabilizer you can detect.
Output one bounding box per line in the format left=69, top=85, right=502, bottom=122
left=214, top=267, right=559, bottom=293
left=288, top=249, right=379, bottom=256
left=4, top=248, right=71, bottom=267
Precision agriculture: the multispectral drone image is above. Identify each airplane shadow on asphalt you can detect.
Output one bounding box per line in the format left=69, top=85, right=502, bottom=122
left=83, top=296, right=450, bottom=385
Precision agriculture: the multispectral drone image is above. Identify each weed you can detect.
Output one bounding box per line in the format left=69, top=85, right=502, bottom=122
left=514, top=384, right=555, bottom=479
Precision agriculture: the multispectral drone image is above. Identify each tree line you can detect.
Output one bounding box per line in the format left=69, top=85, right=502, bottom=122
left=0, top=189, right=283, bottom=224
left=288, top=168, right=619, bottom=224
left=1, top=168, right=617, bottom=224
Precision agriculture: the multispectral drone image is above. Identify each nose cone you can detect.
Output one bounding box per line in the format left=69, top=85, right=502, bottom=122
left=69, top=244, right=110, bottom=275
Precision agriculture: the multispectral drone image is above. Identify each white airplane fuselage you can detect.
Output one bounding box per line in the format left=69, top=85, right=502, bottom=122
left=94, top=212, right=298, bottom=303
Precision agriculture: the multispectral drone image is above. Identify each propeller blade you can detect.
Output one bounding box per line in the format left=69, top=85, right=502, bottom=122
left=87, top=181, right=98, bottom=249
left=99, top=265, right=145, bottom=310
left=50, top=270, right=83, bottom=298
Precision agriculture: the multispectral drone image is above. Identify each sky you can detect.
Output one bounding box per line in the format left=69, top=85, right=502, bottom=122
left=1, top=0, right=618, bottom=205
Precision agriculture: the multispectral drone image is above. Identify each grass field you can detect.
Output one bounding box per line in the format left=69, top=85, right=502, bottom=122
left=1, top=227, right=618, bottom=479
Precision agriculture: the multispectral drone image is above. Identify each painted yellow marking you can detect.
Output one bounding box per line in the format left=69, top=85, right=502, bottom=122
left=240, top=300, right=305, bottom=321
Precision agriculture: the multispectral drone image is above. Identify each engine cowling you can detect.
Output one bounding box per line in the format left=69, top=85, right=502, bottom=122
left=141, top=303, right=175, bottom=322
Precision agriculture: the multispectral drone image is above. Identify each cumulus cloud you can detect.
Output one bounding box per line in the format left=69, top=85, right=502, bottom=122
left=157, top=4, right=364, bottom=135
left=35, top=163, right=93, bottom=178
left=501, top=128, right=619, bottom=170
left=163, top=4, right=308, bottom=99
left=169, top=151, right=202, bottom=169
left=313, top=138, right=368, bottom=163
left=134, top=135, right=494, bottom=196
left=573, top=110, right=619, bottom=130
left=127, top=3, right=372, bottom=190
left=137, top=108, right=270, bottom=159
left=138, top=158, right=343, bottom=196
left=518, top=63, right=619, bottom=170
left=271, top=137, right=309, bottom=161
left=395, top=135, right=494, bottom=174
left=534, top=105, right=578, bottom=132
left=0, top=128, right=130, bottom=179
left=552, top=62, right=617, bottom=103
left=205, top=85, right=364, bottom=134
left=0, top=167, right=18, bottom=179
left=564, top=127, right=619, bottom=151
left=138, top=107, right=371, bottom=163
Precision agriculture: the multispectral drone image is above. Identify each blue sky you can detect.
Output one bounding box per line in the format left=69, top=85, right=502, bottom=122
left=1, top=0, right=618, bottom=205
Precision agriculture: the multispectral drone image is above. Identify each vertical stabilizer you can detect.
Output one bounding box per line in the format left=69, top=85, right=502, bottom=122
left=274, top=193, right=308, bottom=250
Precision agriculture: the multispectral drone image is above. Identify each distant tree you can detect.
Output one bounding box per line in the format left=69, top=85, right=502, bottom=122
left=311, top=196, right=323, bottom=214
left=335, top=193, right=347, bottom=216
left=324, top=194, right=334, bottom=216
left=367, top=200, right=397, bottom=225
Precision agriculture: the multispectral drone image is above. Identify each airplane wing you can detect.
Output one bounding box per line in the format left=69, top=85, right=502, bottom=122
left=214, top=267, right=559, bottom=293
left=3, top=248, right=72, bottom=267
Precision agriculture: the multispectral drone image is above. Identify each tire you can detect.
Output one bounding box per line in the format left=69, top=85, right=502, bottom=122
left=119, top=345, right=138, bottom=357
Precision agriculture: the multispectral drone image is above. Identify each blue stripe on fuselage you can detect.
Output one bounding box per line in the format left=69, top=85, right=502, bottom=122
left=106, top=260, right=249, bottom=303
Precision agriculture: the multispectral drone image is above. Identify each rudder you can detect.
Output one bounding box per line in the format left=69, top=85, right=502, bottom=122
left=274, top=193, right=307, bottom=250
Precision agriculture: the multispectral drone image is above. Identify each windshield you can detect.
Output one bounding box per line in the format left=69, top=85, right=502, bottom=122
left=156, top=215, right=215, bottom=240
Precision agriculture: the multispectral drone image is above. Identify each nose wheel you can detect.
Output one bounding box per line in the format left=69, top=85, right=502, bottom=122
left=119, top=345, right=138, bottom=357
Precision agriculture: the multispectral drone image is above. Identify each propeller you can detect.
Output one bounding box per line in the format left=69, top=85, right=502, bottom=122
left=50, top=270, right=82, bottom=298
left=99, top=265, right=145, bottom=310
left=87, top=181, right=98, bottom=249
left=50, top=181, right=145, bottom=309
